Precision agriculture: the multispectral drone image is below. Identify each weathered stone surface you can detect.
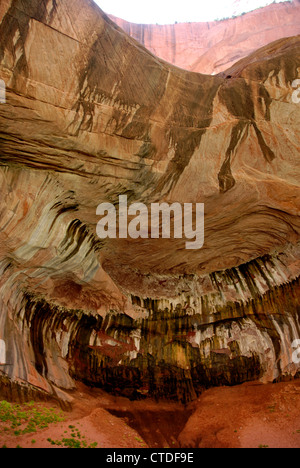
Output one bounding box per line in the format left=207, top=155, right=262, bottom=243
left=0, top=0, right=299, bottom=403
left=110, top=0, right=300, bottom=74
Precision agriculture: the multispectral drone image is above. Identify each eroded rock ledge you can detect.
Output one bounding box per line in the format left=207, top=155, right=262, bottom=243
left=0, top=0, right=299, bottom=404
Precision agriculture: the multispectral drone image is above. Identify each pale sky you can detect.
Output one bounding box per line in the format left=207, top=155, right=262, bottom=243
left=94, top=0, right=291, bottom=24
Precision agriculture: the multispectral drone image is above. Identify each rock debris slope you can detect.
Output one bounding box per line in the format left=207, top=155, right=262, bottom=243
left=0, top=0, right=299, bottom=403
left=110, top=0, right=300, bottom=74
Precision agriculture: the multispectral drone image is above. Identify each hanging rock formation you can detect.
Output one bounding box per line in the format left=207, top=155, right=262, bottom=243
left=110, top=0, right=300, bottom=74
left=0, top=0, right=299, bottom=403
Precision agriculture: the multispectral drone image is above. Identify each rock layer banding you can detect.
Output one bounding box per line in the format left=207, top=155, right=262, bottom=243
left=110, top=0, right=300, bottom=74
left=0, top=0, right=299, bottom=403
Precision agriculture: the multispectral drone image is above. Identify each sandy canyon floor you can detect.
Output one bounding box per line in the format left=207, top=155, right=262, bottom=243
left=0, top=379, right=299, bottom=449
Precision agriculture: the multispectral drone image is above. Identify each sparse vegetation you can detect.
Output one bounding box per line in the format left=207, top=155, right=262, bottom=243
left=267, top=404, right=276, bottom=413
left=214, top=1, right=292, bottom=22
left=47, top=424, right=97, bottom=449
left=0, top=400, right=64, bottom=436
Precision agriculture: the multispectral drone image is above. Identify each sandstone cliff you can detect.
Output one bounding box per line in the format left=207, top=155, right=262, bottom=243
left=110, top=0, right=300, bottom=74
left=0, top=0, right=299, bottom=403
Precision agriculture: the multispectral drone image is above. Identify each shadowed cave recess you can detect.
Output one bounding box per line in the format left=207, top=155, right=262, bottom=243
left=0, top=0, right=299, bottom=409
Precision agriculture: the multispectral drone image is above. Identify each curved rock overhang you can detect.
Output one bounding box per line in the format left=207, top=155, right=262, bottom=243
left=0, top=0, right=299, bottom=403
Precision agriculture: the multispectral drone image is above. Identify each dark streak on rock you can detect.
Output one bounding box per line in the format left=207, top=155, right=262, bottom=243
left=218, top=121, right=247, bottom=193
left=0, top=0, right=58, bottom=85
left=10, top=275, right=299, bottom=404
left=218, top=78, right=276, bottom=192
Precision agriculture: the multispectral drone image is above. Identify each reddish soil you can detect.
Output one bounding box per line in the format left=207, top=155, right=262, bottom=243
left=1, top=380, right=299, bottom=449
left=179, top=380, right=300, bottom=448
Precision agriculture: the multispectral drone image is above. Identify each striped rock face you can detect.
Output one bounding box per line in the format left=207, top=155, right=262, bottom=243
left=0, top=0, right=299, bottom=403
left=109, top=0, right=300, bottom=75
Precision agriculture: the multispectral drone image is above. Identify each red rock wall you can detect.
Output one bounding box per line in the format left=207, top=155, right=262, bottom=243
left=0, top=0, right=299, bottom=404
left=110, top=1, right=300, bottom=74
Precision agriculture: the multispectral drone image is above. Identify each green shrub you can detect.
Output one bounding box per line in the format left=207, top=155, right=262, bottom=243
left=0, top=400, right=64, bottom=435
